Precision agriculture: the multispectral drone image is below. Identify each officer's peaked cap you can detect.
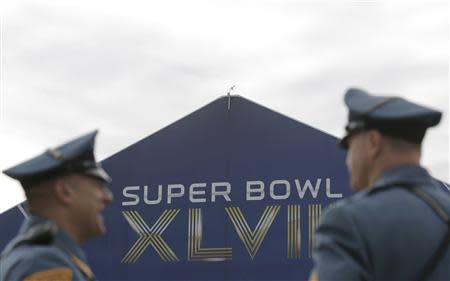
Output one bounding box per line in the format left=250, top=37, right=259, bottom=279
left=340, top=88, right=442, bottom=149
left=3, top=130, right=111, bottom=186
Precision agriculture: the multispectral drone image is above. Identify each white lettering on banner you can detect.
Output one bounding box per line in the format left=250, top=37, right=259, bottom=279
left=326, top=178, right=343, bottom=198
left=122, top=186, right=140, bottom=206
left=295, top=179, right=321, bottom=199
left=270, top=180, right=290, bottom=200
left=189, top=183, right=207, bottom=203
left=246, top=181, right=265, bottom=201
left=144, top=185, right=162, bottom=205
left=120, top=178, right=343, bottom=206
left=167, top=184, right=185, bottom=204
left=211, top=182, right=231, bottom=202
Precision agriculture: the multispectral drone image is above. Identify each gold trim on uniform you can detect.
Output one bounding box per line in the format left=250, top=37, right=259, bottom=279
left=71, top=255, right=94, bottom=280
left=308, top=271, right=319, bottom=281
left=23, top=267, right=72, bottom=281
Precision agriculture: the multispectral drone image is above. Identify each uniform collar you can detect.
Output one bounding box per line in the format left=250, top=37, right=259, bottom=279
left=369, top=164, right=432, bottom=192
left=20, top=215, right=88, bottom=263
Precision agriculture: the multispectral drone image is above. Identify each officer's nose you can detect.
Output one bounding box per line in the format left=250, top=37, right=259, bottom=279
left=103, top=186, right=114, bottom=205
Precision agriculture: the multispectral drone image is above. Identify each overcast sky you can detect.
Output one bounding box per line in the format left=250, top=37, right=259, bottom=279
left=0, top=0, right=448, bottom=213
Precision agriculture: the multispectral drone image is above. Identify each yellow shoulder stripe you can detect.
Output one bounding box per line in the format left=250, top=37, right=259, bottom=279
left=23, top=267, right=72, bottom=281
left=308, top=271, right=319, bottom=281
left=71, top=255, right=94, bottom=279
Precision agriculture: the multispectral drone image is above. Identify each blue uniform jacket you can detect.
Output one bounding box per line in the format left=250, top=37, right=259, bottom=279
left=0, top=216, right=95, bottom=281
left=312, top=164, right=450, bottom=281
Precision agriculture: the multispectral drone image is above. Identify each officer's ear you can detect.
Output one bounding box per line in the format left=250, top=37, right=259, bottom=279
left=53, top=176, right=75, bottom=206
left=367, top=129, right=384, bottom=159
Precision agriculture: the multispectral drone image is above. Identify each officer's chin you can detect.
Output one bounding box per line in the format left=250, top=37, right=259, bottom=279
left=95, top=215, right=107, bottom=236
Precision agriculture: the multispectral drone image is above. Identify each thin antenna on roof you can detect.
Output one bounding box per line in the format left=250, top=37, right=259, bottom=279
left=227, top=85, right=235, bottom=110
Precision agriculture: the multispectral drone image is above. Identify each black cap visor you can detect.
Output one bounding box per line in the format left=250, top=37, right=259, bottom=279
left=339, top=120, right=366, bottom=150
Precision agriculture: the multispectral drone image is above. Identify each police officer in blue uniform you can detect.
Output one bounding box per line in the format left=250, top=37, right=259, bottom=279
left=310, top=88, right=450, bottom=281
left=1, top=131, right=113, bottom=281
